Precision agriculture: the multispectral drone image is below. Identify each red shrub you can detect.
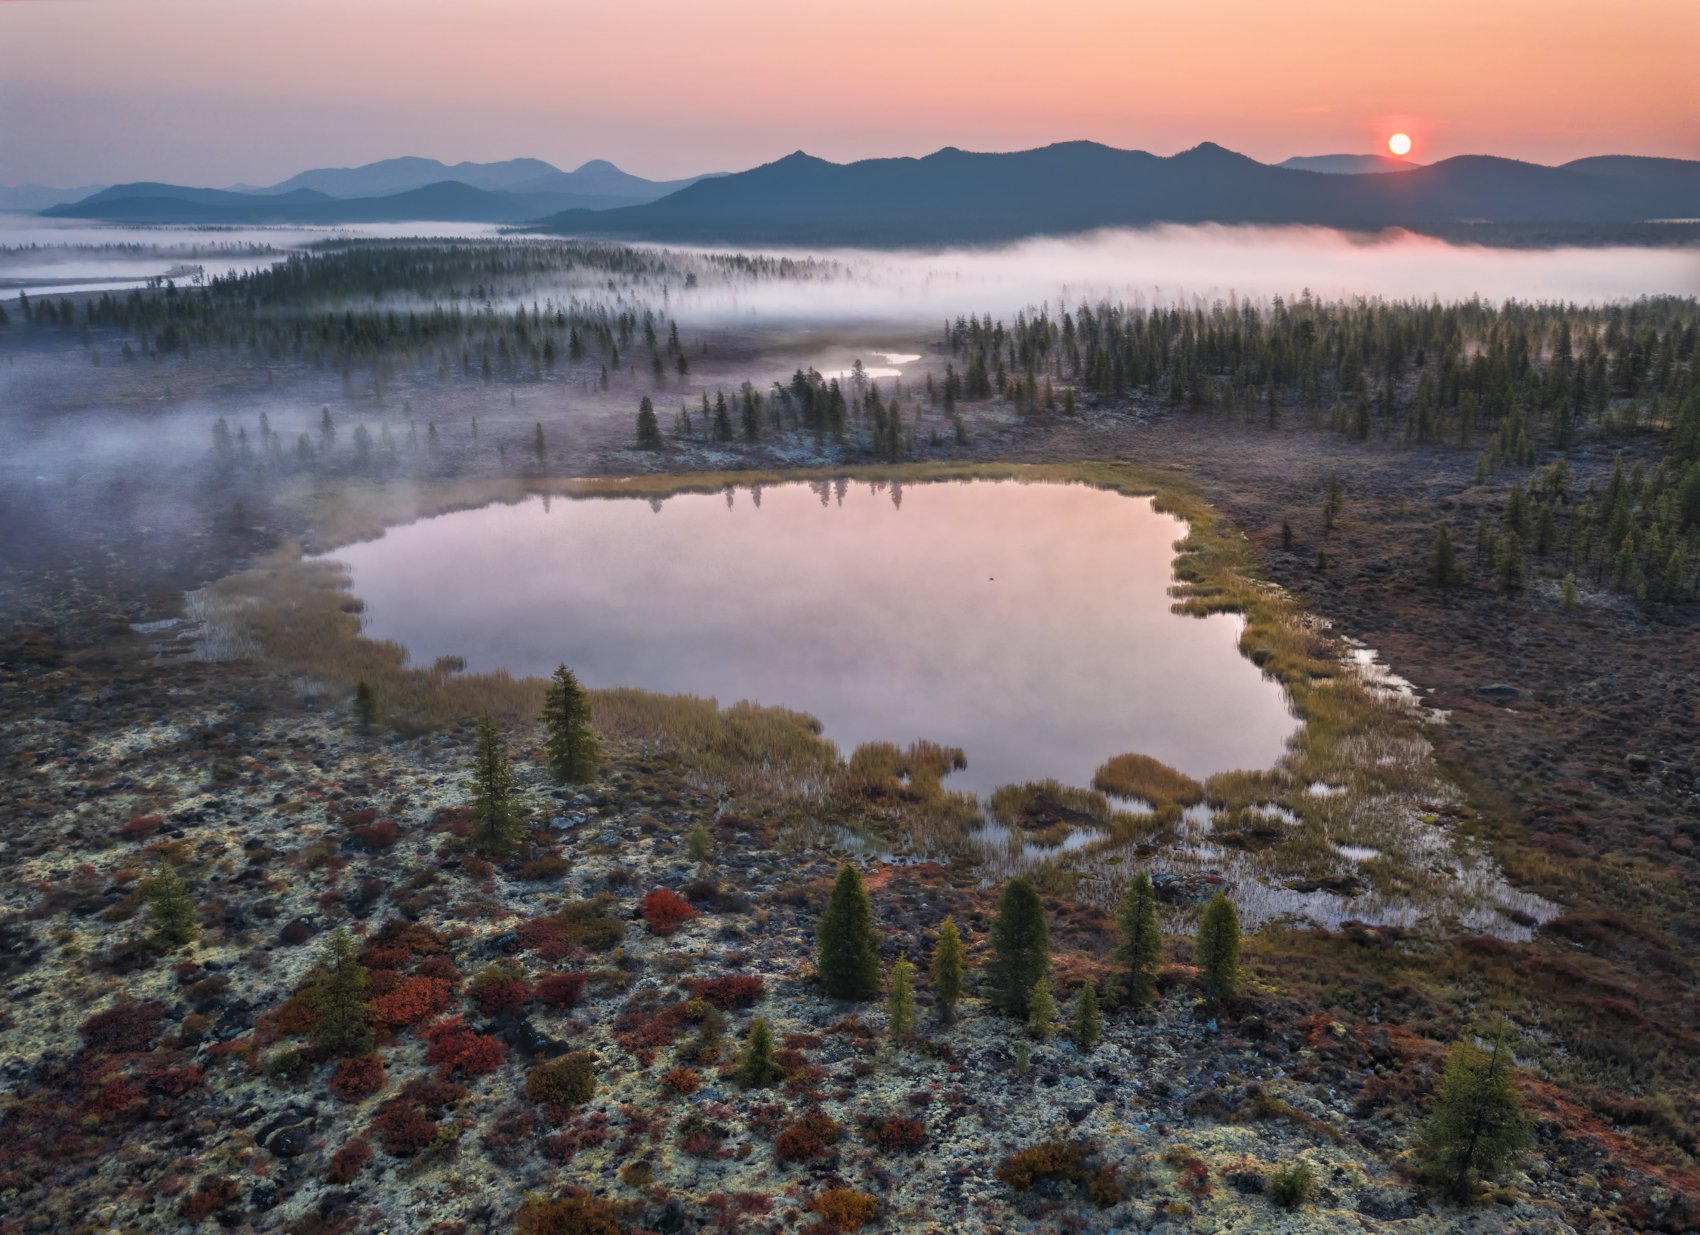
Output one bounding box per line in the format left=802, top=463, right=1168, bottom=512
left=146, top=1064, right=204, bottom=1097
left=685, top=975, right=765, bottom=1010
left=422, top=1017, right=506, bottom=1078
left=640, top=888, right=697, bottom=936
left=360, top=918, right=449, bottom=970
left=180, top=1176, right=239, bottom=1222
left=661, top=1066, right=703, bottom=1096
left=80, top=1001, right=166, bottom=1054
left=120, top=814, right=164, bottom=840
left=775, top=1114, right=842, bottom=1163
left=861, top=1114, right=927, bottom=1149
left=326, top=1137, right=373, bottom=1183
left=372, top=1098, right=439, bottom=1156
left=473, top=977, right=531, bottom=1018
left=517, top=917, right=574, bottom=961
left=613, top=997, right=691, bottom=1065
left=353, top=819, right=400, bottom=850
left=541, top=1111, right=611, bottom=1163
left=371, top=977, right=453, bottom=1028
left=330, top=1054, right=388, bottom=1102
left=534, top=972, right=588, bottom=1009
left=414, top=955, right=462, bottom=984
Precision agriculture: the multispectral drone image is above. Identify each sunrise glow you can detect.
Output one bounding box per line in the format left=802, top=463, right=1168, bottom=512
left=1388, top=132, right=1414, bottom=157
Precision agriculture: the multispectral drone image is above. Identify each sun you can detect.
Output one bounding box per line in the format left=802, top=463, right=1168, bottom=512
left=1387, top=132, right=1414, bottom=158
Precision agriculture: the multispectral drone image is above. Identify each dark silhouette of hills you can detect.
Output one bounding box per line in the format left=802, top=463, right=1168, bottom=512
left=1277, top=154, right=1418, bottom=175
left=45, top=179, right=637, bottom=224
left=255, top=155, right=712, bottom=200
left=41, top=157, right=720, bottom=224
left=534, top=142, right=1700, bottom=246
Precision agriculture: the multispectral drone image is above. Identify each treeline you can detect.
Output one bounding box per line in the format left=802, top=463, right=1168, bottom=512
left=8, top=244, right=704, bottom=394
left=943, top=296, right=1699, bottom=600
left=640, top=363, right=960, bottom=459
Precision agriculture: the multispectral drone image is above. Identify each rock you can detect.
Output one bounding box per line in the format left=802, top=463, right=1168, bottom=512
left=1478, top=683, right=1521, bottom=700
left=259, top=1109, right=314, bottom=1157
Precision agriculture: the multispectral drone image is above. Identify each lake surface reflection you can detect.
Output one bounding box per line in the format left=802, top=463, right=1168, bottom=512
left=321, top=479, right=1298, bottom=796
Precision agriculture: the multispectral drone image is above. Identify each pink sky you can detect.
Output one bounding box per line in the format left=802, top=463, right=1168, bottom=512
left=1, top=0, right=1695, bottom=185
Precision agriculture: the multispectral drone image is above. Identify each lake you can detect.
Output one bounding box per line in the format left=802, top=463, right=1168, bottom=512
left=317, top=479, right=1299, bottom=797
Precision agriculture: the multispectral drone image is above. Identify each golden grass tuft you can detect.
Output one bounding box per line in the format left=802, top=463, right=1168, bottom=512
left=1091, top=753, right=1204, bottom=806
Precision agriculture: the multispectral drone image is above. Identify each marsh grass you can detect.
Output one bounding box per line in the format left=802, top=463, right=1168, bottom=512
left=1091, top=754, right=1204, bottom=806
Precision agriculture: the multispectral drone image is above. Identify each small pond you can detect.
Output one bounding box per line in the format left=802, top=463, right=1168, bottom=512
left=317, top=479, right=1299, bottom=796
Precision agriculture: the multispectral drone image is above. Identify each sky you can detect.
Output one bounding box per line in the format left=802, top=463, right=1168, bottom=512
left=1, top=0, right=1695, bottom=187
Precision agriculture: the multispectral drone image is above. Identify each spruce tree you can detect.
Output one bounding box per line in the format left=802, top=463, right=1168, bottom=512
left=885, top=955, right=915, bottom=1041
left=1026, top=973, right=1056, bottom=1039
left=145, top=863, right=198, bottom=950
left=1430, top=527, right=1462, bottom=587
left=1070, top=981, right=1101, bottom=1051
left=636, top=396, right=661, bottom=448
left=985, top=878, right=1050, bottom=1017
left=734, top=1016, right=784, bottom=1087
left=1323, top=476, right=1344, bottom=528
left=685, top=821, right=712, bottom=865
left=930, top=916, right=966, bottom=1024
left=1560, top=572, right=1580, bottom=611
left=353, top=680, right=377, bottom=733
left=1419, top=1029, right=1531, bottom=1203
left=542, top=664, right=600, bottom=784
left=1195, top=893, right=1241, bottom=1000
left=469, top=713, right=523, bottom=857
left=312, top=928, right=372, bottom=1059
left=816, top=864, right=881, bottom=1000
left=1115, top=872, right=1162, bottom=1008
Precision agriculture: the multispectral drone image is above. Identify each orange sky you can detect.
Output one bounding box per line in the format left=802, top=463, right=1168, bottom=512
left=1, top=0, right=1694, bottom=184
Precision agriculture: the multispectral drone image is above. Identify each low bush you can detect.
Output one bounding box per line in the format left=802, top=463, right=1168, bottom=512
left=809, top=1187, right=879, bottom=1230
left=640, top=888, right=697, bottom=935
left=525, top=1052, right=598, bottom=1107
left=329, top=1053, right=387, bottom=1102
left=513, top=1190, right=622, bottom=1235
left=996, top=1140, right=1093, bottom=1191
left=534, top=972, right=588, bottom=1009
left=775, top=1113, right=842, bottom=1163
left=1271, top=1161, right=1317, bottom=1208
left=370, top=976, right=453, bottom=1027
left=80, top=1001, right=167, bottom=1054
left=326, top=1137, right=373, bottom=1183
left=684, top=974, right=765, bottom=1009
left=422, top=1017, right=506, bottom=1078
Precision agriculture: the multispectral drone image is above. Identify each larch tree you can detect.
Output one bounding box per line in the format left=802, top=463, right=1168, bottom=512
left=816, top=864, right=881, bottom=1000
left=984, top=878, right=1050, bottom=1018
left=1195, top=893, right=1242, bottom=1001
left=929, top=916, right=966, bottom=1024
left=469, top=713, right=523, bottom=858
left=885, top=955, right=916, bottom=1041
left=542, top=664, right=601, bottom=785
left=145, top=863, right=198, bottom=950
left=1070, top=981, right=1101, bottom=1051
left=1115, top=872, right=1162, bottom=1008
left=1419, top=1028, right=1531, bottom=1203
left=312, top=928, right=372, bottom=1059
left=734, top=1016, right=784, bottom=1088
left=636, top=396, right=661, bottom=448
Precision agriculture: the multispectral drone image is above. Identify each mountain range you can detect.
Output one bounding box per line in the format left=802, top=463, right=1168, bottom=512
left=23, top=146, right=1700, bottom=245
left=535, top=143, right=1700, bottom=245
left=37, top=157, right=719, bottom=224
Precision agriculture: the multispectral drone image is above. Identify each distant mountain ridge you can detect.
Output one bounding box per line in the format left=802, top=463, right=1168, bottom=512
left=1278, top=154, right=1419, bottom=175
left=28, top=144, right=1700, bottom=242
left=533, top=142, right=1700, bottom=246
left=253, top=156, right=713, bottom=200
left=39, top=156, right=721, bottom=224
